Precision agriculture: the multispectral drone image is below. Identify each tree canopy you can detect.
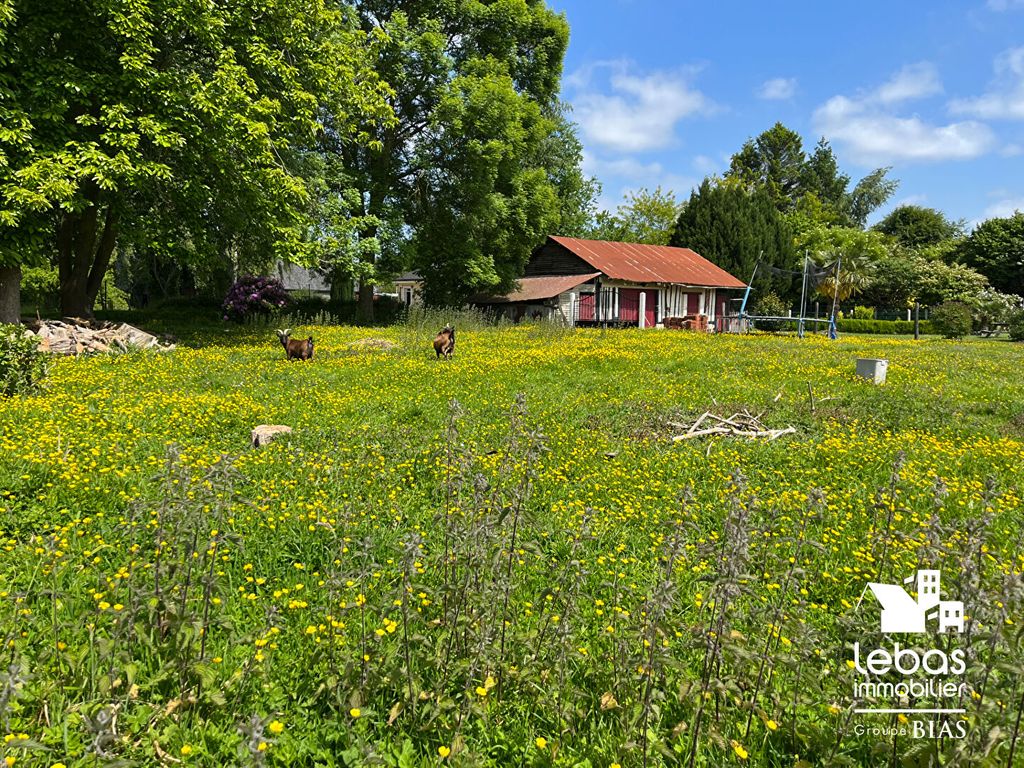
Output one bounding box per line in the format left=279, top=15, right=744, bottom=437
left=586, top=187, right=682, bottom=246
left=954, top=211, right=1024, bottom=297
left=337, top=0, right=577, bottom=311
left=725, top=123, right=898, bottom=227
left=0, top=0, right=391, bottom=318
left=671, top=178, right=797, bottom=299
left=727, top=123, right=807, bottom=212
left=873, top=205, right=963, bottom=249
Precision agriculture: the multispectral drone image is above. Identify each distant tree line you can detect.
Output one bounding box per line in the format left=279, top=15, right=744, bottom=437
left=2, top=0, right=1020, bottom=324
left=596, top=122, right=1022, bottom=320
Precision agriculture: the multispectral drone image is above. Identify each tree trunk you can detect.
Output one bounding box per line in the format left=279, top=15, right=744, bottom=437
left=357, top=277, right=375, bottom=323
left=57, top=201, right=119, bottom=319
left=355, top=159, right=389, bottom=325
left=0, top=264, right=21, bottom=324
left=181, top=264, right=197, bottom=297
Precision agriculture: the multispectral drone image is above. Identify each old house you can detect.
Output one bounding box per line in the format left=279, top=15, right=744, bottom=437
left=276, top=262, right=331, bottom=299
left=473, top=236, right=746, bottom=328
left=393, top=271, right=423, bottom=308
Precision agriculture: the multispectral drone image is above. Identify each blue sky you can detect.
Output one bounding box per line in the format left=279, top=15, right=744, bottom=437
left=549, top=0, right=1024, bottom=228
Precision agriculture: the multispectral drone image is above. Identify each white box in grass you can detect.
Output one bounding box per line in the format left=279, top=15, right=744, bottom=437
left=856, top=357, right=888, bottom=384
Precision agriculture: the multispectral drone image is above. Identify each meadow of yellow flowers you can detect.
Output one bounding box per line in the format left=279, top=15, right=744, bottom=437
left=1, top=324, right=1022, bottom=766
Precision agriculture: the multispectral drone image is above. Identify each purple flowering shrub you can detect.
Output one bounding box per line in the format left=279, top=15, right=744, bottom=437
left=222, top=276, right=292, bottom=322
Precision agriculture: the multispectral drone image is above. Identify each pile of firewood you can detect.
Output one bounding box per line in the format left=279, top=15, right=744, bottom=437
left=669, top=409, right=795, bottom=441
left=24, top=319, right=175, bottom=356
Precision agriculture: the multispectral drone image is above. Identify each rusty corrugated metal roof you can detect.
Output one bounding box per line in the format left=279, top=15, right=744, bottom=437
left=474, top=273, right=601, bottom=303
left=549, top=236, right=746, bottom=288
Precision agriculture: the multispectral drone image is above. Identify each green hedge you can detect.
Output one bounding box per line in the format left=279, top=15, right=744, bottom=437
left=753, top=318, right=934, bottom=335
left=836, top=318, right=935, bottom=335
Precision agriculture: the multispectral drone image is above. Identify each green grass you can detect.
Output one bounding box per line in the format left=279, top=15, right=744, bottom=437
left=1, top=324, right=1022, bottom=767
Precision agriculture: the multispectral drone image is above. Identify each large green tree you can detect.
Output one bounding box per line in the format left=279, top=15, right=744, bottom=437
left=843, top=169, right=900, bottom=229
left=671, top=178, right=797, bottom=299
left=0, top=0, right=388, bottom=319
left=586, top=187, right=682, bottom=245
left=410, top=58, right=563, bottom=305
left=0, top=0, right=32, bottom=321
left=338, top=1, right=573, bottom=312
left=727, top=123, right=806, bottom=212
left=954, top=212, right=1024, bottom=297
left=872, top=205, right=963, bottom=250
left=725, top=123, right=898, bottom=227
left=533, top=106, right=600, bottom=239
left=800, top=139, right=850, bottom=214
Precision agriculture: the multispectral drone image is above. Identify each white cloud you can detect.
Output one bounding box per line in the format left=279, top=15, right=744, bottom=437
left=875, top=63, right=942, bottom=104
left=582, top=152, right=660, bottom=180
left=981, top=197, right=1024, bottom=218
left=692, top=154, right=720, bottom=174
left=757, top=77, right=797, bottom=100
left=949, top=47, right=1024, bottom=119
left=582, top=151, right=697, bottom=212
left=967, top=195, right=1024, bottom=230
left=987, top=0, right=1024, bottom=10
left=812, top=63, right=995, bottom=164
left=567, top=60, right=715, bottom=153
left=891, top=194, right=929, bottom=208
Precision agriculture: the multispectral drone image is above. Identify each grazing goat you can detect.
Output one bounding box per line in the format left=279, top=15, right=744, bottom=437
left=276, top=329, right=314, bottom=361
left=433, top=325, right=455, bottom=360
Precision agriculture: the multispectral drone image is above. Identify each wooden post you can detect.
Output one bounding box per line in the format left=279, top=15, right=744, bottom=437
left=914, top=301, right=920, bottom=340
left=638, top=291, right=646, bottom=329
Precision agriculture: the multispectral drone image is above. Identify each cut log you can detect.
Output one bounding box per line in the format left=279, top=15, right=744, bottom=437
left=24, top=319, right=174, bottom=356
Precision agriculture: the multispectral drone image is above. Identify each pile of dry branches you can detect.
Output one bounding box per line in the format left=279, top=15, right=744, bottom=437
left=669, top=409, right=795, bottom=442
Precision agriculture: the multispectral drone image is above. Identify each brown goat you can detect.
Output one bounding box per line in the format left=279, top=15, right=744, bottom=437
left=276, top=329, right=314, bottom=361
left=433, top=325, right=455, bottom=360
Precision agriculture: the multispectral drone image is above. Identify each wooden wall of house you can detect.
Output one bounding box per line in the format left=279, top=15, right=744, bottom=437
left=558, top=292, right=574, bottom=324
left=601, top=283, right=716, bottom=322
left=662, top=286, right=686, bottom=319
left=524, top=241, right=598, bottom=276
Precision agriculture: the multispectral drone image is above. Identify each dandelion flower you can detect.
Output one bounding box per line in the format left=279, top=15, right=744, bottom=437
left=438, top=745, right=451, bottom=758
left=268, top=720, right=284, bottom=735
left=730, top=740, right=748, bottom=760
left=535, top=737, right=547, bottom=749
left=349, top=708, right=361, bottom=718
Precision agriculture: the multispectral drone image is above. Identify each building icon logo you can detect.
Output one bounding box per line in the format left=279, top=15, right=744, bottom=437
left=867, top=569, right=963, bottom=634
